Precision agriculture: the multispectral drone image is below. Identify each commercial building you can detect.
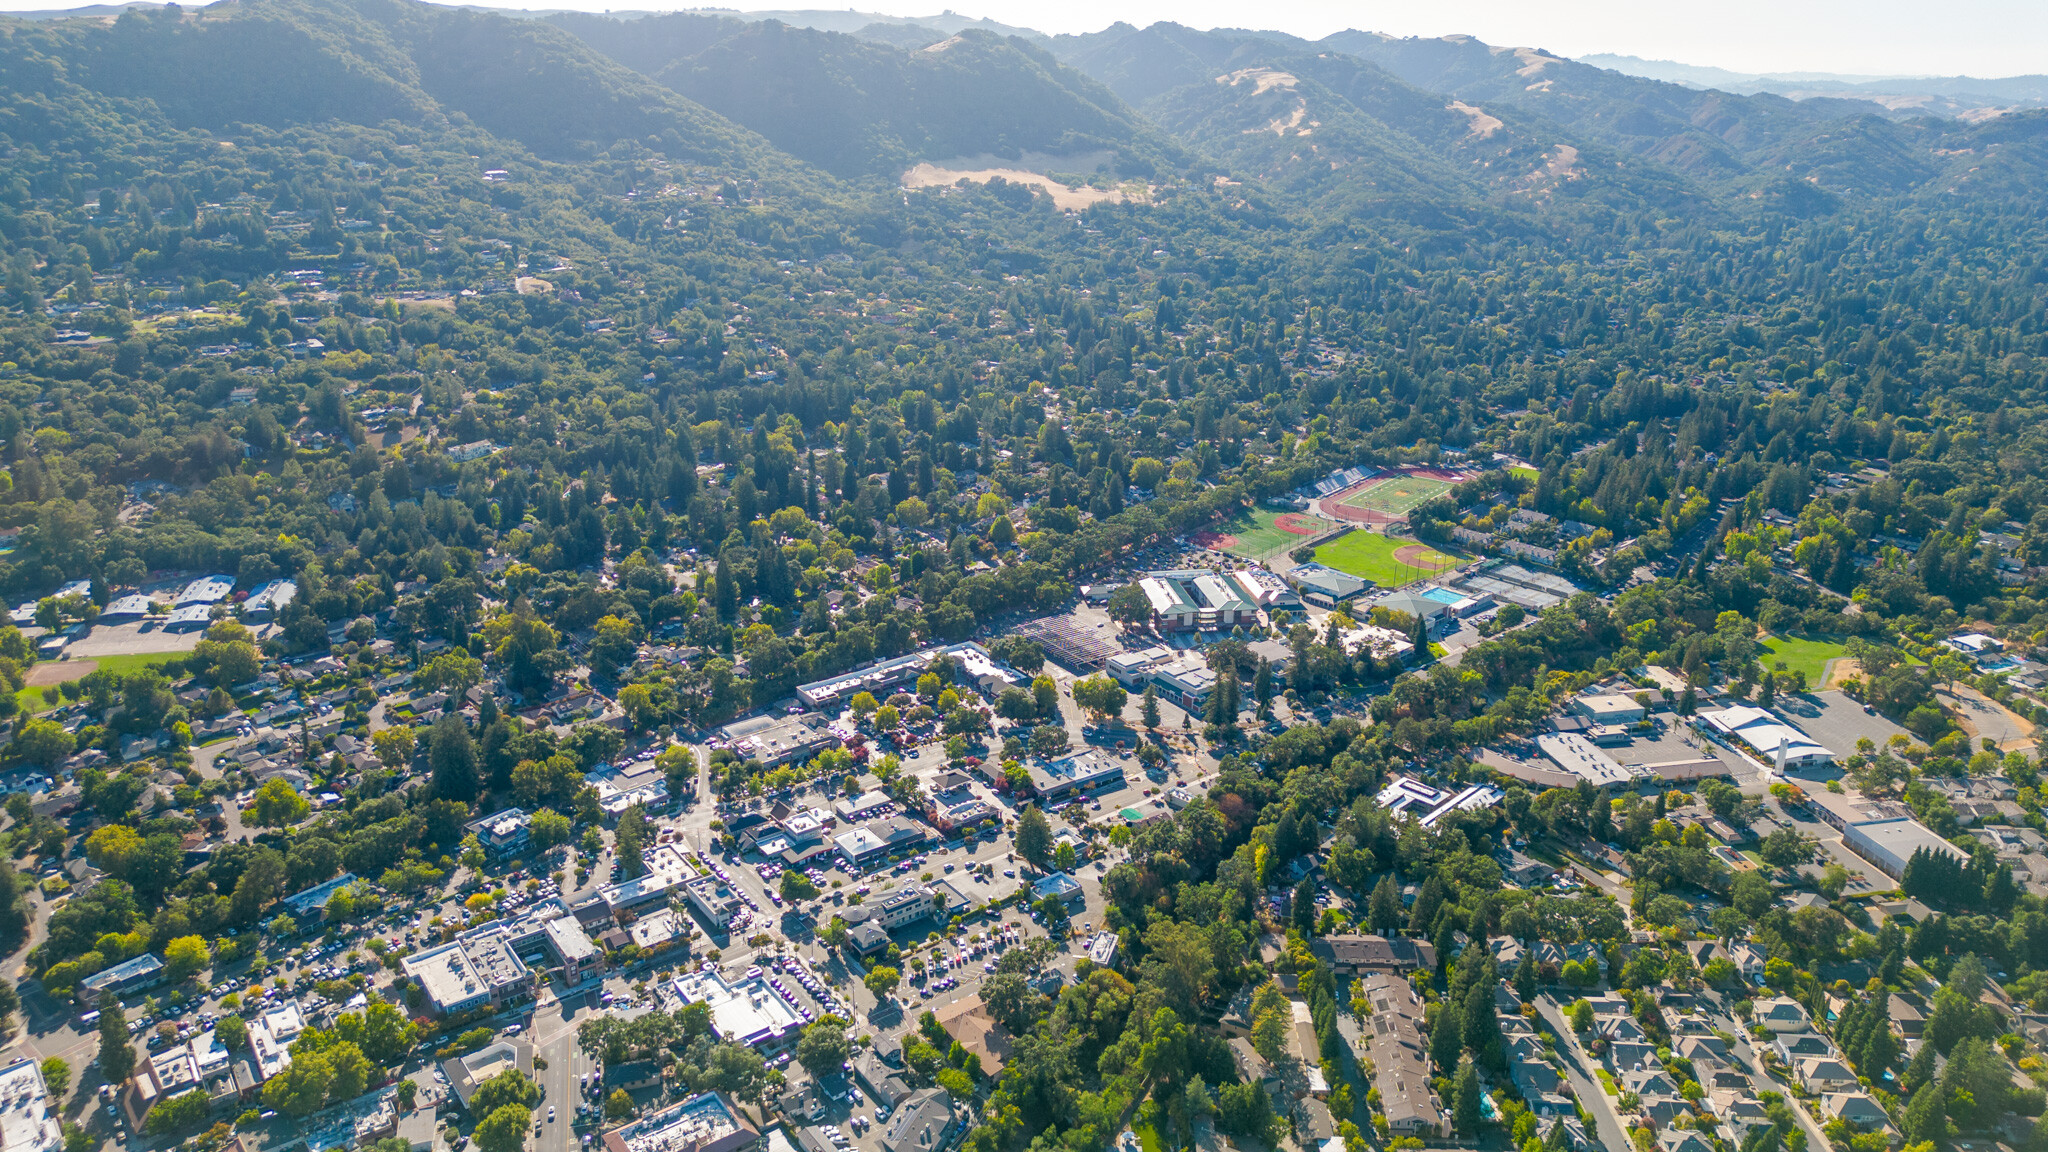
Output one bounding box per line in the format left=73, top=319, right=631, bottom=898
left=1029, top=872, right=1085, bottom=911
left=1372, top=776, right=1505, bottom=827
left=1534, top=733, right=1639, bottom=789
left=1286, top=563, right=1370, bottom=606
left=834, top=818, right=929, bottom=871
left=670, top=971, right=806, bottom=1051
left=879, top=1089, right=957, bottom=1152
left=1133, top=571, right=1262, bottom=632
left=0, top=1056, right=66, bottom=1152
left=78, top=952, right=165, bottom=1003
left=871, top=887, right=935, bottom=929
left=281, top=872, right=360, bottom=916
left=598, top=844, right=700, bottom=920
left=833, top=790, right=894, bottom=823
left=1148, top=652, right=1218, bottom=711
left=242, top=580, right=298, bottom=621
left=99, top=594, right=152, bottom=622
left=602, top=1093, right=760, bottom=1152
left=715, top=713, right=840, bottom=768
left=1027, top=752, right=1127, bottom=805
left=684, top=875, right=746, bottom=929
left=163, top=604, right=215, bottom=632
left=794, top=642, right=1022, bottom=710
left=1105, top=645, right=1174, bottom=690
left=491, top=897, right=605, bottom=985
left=464, top=808, right=531, bottom=858
left=443, top=1041, right=535, bottom=1113
left=1697, top=705, right=1835, bottom=770
left=1377, top=591, right=1455, bottom=636
left=1309, top=935, right=1439, bottom=976
left=587, top=758, right=671, bottom=817
left=175, top=575, right=236, bottom=606
left=400, top=925, right=534, bottom=1015
left=1808, top=791, right=1969, bottom=879
left=1086, top=932, right=1119, bottom=967
left=247, top=1002, right=303, bottom=1080
left=1571, top=694, right=1647, bottom=725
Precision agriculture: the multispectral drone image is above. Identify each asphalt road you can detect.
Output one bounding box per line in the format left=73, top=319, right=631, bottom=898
left=1534, top=994, right=1631, bottom=1152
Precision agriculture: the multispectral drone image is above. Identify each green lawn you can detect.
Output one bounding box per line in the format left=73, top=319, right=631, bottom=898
left=1206, top=506, right=1335, bottom=560
left=1313, top=529, right=1467, bottom=587
left=1758, top=635, right=1849, bottom=685
left=16, top=650, right=189, bottom=715
left=1510, top=466, right=1540, bottom=482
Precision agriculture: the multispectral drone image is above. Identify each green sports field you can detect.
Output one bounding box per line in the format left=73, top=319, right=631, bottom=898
left=1758, top=635, right=1849, bottom=684
left=1340, top=474, right=1454, bottom=516
left=1196, top=506, right=1337, bottom=560
left=1313, top=530, right=1468, bottom=586
left=17, top=650, right=187, bottom=715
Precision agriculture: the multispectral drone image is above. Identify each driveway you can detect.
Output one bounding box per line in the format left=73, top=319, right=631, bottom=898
left=1534, top=994, right=1630, bottom=1152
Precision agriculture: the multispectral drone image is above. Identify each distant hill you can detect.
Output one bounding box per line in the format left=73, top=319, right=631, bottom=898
left=0, top=0, right=805, bottom=173
left=557, top=15, right=1179, bottom=180
left=1581, top=53, right=2048, bottom=116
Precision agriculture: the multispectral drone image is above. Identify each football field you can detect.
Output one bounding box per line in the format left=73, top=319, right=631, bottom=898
left=1339, top=474, right=1454, bottom=517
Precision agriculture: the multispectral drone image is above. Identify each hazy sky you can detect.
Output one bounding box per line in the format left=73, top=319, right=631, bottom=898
left=5, top=0, right=2044, bottom=77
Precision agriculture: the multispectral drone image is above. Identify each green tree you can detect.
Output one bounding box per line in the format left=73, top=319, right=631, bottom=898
left=1016, top=806, right=1054, bottom=869
left=1070, top=675, right=1127, bottom=721
left=605, top=1089, right=634, bottom=1120
left=1140, top=684, right=1160, bottom=729
left=779, top=870, right=820, bottom=902
left=98, top=994, right=135, bottom=1084
left=213, top=1015, right=248, bottom=1052
left=795, top=1015, right=851, bottom=1077
left=417, top=650, right=485, bottom=698
left=864, top=967, right=900, bottom=1000
left=936, top=1067, right=974, bottom=1103
left=1250, top=1005, right=1290, bottom=1063
left=372, top=727, right=417, bottom=770
left=144, top=1090, right=211, bottom=1136
left=1757, top=826, right=1813, bottom=869
left=474, top=1104, right=532, bottom=1152
left=163, top=934, right=210, bottom=982
left=471, top=1069, right=541, bottom=1115
left=38, top=1058, right=68, bottom=1101
left=1106, top=585, right=1152, bottom=629
left=263, top=1050, right=332, bottom=1116
left=247, top=777, right=311, bottom=827
left=1452, top=1055, right=1483, bottom=1136
left=13, top=720, right=73, bottom=770
left=529, top=809, right=572, bottom=851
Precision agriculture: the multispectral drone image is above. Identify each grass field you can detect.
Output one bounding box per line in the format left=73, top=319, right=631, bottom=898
left=1510, top=466, right=1540, bottom=482
left=1313, top=530, right=1467, bottom=587
left=16, top=650, right=188, bottom=715
left=1341, top=474, right=1454, bottom=516
left=1759, top=635, right=1850, bottom=684
left=1198, top=506, right=1336, bottom=559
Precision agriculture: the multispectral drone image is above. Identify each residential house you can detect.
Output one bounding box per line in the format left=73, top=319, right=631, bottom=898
left=1358, top=973, right=1443, bottom=1136
left=1772, top=1034, right=1833, bottom=1064
left=1795, top=1056, right=1857, bottom=1094
left=1753, top=997, right=1811, bottom=1033
left=1821, top=1093, right=1892, bottom=1130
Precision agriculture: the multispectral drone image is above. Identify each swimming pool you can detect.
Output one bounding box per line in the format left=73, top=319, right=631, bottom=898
left=1420, top=586, right=1464, bottom=605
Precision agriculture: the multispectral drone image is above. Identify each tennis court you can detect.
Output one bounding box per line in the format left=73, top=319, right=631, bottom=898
left=1339, top=473, right=1454, bottom=517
